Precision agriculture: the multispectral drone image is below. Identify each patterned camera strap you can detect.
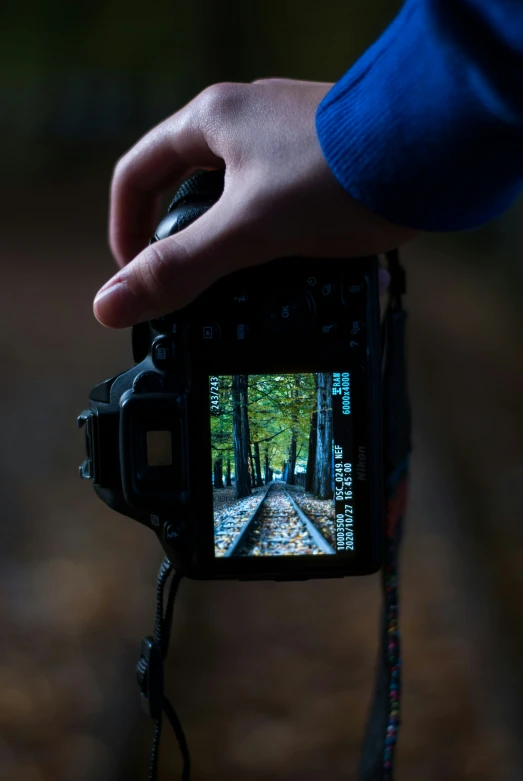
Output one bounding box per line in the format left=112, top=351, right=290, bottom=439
left=138, top=251, right=410, bottom=781
left=358, top=250, right=410, bottom=781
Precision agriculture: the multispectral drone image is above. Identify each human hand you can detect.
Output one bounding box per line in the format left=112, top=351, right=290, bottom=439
left=94, top=79, right=418, bottom=328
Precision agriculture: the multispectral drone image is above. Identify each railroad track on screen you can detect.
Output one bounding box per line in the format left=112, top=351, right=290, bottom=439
left=225, top=481, right=335, bottom=557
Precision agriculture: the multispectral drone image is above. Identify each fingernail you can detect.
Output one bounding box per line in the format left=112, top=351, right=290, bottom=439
left=93, top=281, right=139, bottom=327
left=94, top=282, right=122, bottom=305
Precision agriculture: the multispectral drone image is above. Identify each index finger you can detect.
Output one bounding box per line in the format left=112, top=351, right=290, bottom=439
left=109, top=101, right=224, bottom=267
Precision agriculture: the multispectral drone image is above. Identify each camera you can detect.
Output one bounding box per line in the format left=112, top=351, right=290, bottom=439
left=78, top=169, right=384, bottom=580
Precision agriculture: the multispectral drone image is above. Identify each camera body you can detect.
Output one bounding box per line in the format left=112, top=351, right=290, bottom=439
left=79, top=172, right=384, bottom=580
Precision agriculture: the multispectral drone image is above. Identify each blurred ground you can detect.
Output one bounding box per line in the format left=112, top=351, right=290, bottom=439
left=1, top=176, right=523, bottom=780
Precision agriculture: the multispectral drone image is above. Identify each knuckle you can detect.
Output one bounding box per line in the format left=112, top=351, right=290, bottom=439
left=194, top=83, right=249, bottom=164
left=197, top=81, right=246, bottom=119
left=251, top=77, right=285, bottom=85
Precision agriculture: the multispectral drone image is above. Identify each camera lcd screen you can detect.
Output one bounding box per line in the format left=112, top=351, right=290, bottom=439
left=210, top=373, right=354, bottom=558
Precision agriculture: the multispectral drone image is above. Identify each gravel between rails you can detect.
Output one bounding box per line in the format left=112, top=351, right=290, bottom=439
left=284, top=484, right=336, bottom=548
left=237, top=483, right=324, bottom=557
left=213, top=485, right=267, bottom=557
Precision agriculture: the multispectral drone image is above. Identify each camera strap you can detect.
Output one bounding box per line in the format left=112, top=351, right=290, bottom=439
left=137, top=251, right=410, bottom=781
left=136, top=559, right=190, bottom=781
left=358, top=250, right=410, bottom=781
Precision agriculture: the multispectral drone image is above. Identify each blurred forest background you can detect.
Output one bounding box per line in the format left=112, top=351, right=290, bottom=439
left=1, top=0, right=523, bottom=779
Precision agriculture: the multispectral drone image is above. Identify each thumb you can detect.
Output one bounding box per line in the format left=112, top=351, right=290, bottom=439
left=93, top=184, right=266, bottom=329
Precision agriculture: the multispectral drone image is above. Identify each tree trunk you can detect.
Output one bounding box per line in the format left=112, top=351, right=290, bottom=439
left=306, top=410, right=317, bottom=492
left=240, top=375, right=254, bottom=489
left=213, top=457, right=224, bottom=489
left=225, top=459, right=232, bottom=487
left=232, top=375, right=251, bottom=499
left=264, top=449, right=270, bottom=484
left=248, top=445, right=256, bottom=488
left=253, top=441, right=264, bottom=487
left=287, top=379, right=300, bottom=486
left=287, top=435, right=297, bottom=485
left=314, top=373, right=333, bottom=499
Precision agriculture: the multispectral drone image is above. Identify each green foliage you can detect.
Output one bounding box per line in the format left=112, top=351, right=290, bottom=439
left=211, top=373, right=316, bottom=477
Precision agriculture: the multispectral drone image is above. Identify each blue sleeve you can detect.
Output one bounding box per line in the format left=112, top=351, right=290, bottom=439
left=315, top=0, right=523, bottom=231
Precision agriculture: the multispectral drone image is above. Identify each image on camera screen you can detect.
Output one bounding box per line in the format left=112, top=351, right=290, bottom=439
left=210, top=373, right=354, bottom=558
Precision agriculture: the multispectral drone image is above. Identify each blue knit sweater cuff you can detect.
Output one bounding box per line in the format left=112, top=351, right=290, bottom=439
left=316, top=0, right=523, bottom=232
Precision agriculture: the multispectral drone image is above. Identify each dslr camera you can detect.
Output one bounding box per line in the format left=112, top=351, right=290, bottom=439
left=78, top=170, right=384, bottom=580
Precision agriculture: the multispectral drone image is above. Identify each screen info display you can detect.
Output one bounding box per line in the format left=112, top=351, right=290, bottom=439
left=209, top=373, right=354, bottom=558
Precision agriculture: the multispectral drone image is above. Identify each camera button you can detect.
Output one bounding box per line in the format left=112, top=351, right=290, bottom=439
left=312, top=281, right=343, bottom=317
left=152, top=339, right=175, bottom=370
left=265, top=289, right=314, bottom=333
left=317, top=281, right=337, bottom=299
left=347, top=319, right=365, bottom=338
left=232, top=323, right=251, bottom=341
left=305, top=275, right=318, bottom=289
left=345, top=319, right=366, bottom=351
left=190, top=322, right=222, bottom=343
left=342, top=277, right=366, bottom=307
left=230, top=290, right=249, bottom=307
left=319, top=321, right=339, bottom=338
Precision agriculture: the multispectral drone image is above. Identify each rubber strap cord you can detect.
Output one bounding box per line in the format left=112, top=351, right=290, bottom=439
left=136, top=559, right=190, bottom=781
left=137, top=251, right=410, bottom=781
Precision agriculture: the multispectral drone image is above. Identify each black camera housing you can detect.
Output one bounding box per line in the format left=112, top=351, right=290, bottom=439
left=79, top=171, right=384, bottom=580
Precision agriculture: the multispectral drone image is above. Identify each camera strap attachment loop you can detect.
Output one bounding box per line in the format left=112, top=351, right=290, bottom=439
left=137, top=558, right=190, bottom=781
